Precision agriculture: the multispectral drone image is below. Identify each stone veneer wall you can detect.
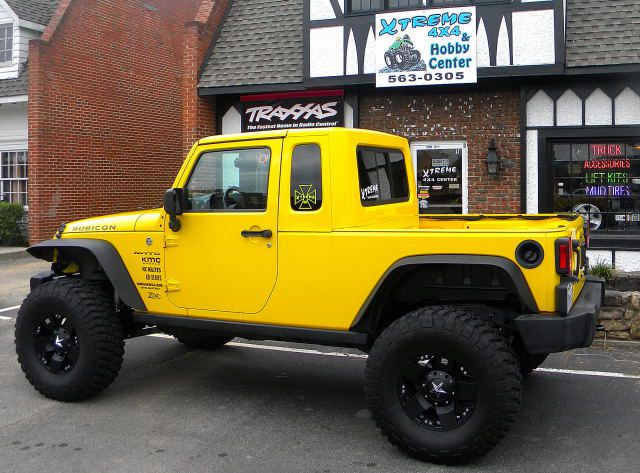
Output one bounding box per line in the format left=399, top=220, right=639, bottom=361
left=597, top=290, right=640, bottom=340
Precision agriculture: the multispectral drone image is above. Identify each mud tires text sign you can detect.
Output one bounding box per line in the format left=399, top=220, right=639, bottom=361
left=376, top=7, right=477, bottom=88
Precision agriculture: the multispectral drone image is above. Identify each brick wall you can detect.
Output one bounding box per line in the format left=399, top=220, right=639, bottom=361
left=359, top=88, right=522, bottom=213
left=28, top=0, right=226, bottom=243
left=182, top=0, right=229, bottom=153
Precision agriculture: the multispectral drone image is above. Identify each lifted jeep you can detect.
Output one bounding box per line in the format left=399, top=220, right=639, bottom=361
left=16, top=128, right=603, bottom=464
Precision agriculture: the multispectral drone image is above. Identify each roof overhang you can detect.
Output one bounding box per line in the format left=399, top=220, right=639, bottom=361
left=18, top=19, right=45, bottom=32
left=565, top=64, right=640, bottom=76
left=198, top=82, right=306, bottom=97
left=0, top=94, right=27, bottom=104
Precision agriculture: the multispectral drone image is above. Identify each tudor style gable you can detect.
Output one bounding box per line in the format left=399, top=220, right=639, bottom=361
left=305, top=0, right=565, bottom=86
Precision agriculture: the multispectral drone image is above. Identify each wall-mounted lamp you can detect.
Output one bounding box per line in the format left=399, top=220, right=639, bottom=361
left=486, top=139, right=501, bottom=177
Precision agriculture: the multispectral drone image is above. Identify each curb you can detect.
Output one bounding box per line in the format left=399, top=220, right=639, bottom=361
left=592, top=339, right=640, bottom=348
left=0, top=249, right=30, bottom=264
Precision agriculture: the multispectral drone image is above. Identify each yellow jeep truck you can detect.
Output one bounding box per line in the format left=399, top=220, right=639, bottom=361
left=16, top=128, right=604, bottom=463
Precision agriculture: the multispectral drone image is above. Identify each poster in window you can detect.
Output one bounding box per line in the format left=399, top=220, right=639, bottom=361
left=416, top=147, right=463, bottom=214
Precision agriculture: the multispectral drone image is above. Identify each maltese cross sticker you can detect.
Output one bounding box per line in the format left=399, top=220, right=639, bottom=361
left=294, top=184, right=317, bottom=210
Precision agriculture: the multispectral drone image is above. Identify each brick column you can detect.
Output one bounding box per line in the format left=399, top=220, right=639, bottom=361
left=182, top=0, right=230, bottom=154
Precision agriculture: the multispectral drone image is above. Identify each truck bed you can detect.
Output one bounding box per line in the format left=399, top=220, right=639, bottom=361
left=418, top=214, right=582, bottom=232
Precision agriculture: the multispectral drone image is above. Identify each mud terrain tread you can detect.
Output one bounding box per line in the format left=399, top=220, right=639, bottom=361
left=364, top=305, right=522, bottom=464
left=15, top=278, right=125, bottom=402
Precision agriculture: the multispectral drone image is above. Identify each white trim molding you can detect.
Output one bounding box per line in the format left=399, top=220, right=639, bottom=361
left=0, top=94, right=27, bottom=104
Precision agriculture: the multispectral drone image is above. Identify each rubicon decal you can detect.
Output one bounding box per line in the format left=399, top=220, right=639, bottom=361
left=69, top=224, right=117, bottom=232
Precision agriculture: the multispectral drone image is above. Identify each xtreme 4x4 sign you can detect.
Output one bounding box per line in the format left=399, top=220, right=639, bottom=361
left=375, top=7, right=477, bottom=88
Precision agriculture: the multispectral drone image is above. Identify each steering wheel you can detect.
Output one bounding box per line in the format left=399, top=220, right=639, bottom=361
left=223, top=186, right=247, bottom=210
left=190, top=193, right=215, bottom=210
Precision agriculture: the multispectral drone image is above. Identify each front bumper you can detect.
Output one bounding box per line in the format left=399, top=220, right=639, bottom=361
left=513, top=275, right=605, bottom=355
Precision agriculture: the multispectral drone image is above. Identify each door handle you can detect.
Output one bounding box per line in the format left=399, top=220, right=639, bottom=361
left=241, top=229, right=272, bottom=238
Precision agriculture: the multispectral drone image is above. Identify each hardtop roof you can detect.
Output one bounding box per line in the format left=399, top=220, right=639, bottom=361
left=196, top=127, right=406, bottom=146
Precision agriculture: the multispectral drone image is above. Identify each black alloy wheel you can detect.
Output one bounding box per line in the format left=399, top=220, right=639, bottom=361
left=33, top=312, right=80, bottom=374
left=365, top=305, right=522, bottom=464
left=15, top=278, right=125, bottom=402
left=398, top=352, right=477, bottom=431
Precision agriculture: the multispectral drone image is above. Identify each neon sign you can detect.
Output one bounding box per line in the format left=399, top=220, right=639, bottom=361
left=584, top=159, right=631, bottom=169
left=591, top=144, right=624, bottom=157
left=585, top=185, right=631, bottom=197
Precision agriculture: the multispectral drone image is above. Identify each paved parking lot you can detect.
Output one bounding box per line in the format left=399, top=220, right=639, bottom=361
left=1, top=304, right=640, bottom=473
left=1, top=255, right=640, bottom=472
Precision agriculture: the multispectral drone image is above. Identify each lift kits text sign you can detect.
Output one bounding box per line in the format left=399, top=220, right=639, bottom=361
left=376, top=7, right=477, bottom=88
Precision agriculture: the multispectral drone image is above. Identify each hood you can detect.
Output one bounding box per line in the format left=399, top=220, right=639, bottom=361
left=61, top=209, right=164, bottom=235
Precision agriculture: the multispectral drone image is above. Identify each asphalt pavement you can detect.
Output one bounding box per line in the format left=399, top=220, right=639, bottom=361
left=1, top=255, right=639, bottom=473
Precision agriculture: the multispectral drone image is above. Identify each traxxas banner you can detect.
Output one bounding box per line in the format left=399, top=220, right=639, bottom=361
left=241, top=90, right=344, bottom=132
left=375, top=7, right=477, bottom=88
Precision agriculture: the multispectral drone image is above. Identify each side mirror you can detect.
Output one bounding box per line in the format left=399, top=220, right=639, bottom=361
left=164, top=188, right=185, bottom=232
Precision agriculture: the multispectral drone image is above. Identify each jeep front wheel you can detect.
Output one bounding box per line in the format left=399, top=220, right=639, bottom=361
left=15, top=279, right=125, bottom=402
left=365, top=306, right=522, bottom=464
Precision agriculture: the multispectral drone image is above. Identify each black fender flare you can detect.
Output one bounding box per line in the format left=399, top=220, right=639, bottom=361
left=351, top=255, right=538, bottom=332
left=27, top=239, right=146, bottom=311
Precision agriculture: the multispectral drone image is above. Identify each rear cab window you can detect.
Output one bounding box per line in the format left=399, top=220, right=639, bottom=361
left=290, top=144, right=322, bottom=211
left=357, top=147, right=409, bottom=206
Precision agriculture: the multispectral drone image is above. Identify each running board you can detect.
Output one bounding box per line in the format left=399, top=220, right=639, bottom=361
left=131, top=313, right=369, bottom=348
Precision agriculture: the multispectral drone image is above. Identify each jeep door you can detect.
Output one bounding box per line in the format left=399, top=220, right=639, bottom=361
left=164, top=139, right=282, bottom=317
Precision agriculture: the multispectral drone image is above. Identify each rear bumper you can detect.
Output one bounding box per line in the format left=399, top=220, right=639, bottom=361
left=513, top=275, right=605, bottom=355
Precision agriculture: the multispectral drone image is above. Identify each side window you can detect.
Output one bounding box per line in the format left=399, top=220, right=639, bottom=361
left=357, top=147, right=409, bottom=205
left=0, top=24, right=13, bottom=64
left=290, top=144, right=322, bottom=211
left=185, top=147, right=270, bottom=211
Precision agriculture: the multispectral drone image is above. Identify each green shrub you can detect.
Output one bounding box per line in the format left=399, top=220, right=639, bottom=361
left=0, top=202, right=25, bottom=246
left=589, top=258, right=615, bottom=284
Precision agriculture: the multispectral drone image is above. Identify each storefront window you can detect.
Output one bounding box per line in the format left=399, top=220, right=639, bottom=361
left=552, top=142, right=640, bottom=232
left=415, top=146, right=464, bottom=214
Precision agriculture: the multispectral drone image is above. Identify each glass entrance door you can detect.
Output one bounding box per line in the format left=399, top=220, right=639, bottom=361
left=410, top=142, right=468, bottom=214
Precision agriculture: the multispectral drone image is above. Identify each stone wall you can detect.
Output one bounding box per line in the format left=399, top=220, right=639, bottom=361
left=597, top=290, right=640, bottom=340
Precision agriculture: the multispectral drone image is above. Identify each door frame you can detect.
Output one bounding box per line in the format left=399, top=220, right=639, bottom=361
left=409, top=140, right=469, bottom=214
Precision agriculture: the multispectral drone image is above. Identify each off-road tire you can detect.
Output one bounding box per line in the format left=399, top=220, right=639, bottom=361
left=519, top=353, right=548, bottom=374
left=365, top=306, right=522, bottom=464
left=15, top=278, right=125, bottom=402
left=164, top=328, right=233, bottom=350
left=384, top=51, right=397, bottom=68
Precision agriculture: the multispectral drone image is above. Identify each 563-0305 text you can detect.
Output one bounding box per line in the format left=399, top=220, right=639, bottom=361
left=387, top=71, right=465, bottom=84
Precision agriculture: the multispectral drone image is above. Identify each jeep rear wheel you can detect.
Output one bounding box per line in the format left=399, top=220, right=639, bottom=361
left=365, top=306, right=522, bottom=464
left=164, top=328, right=233, bottom=350
left=15, top=279, right=125, bottom=402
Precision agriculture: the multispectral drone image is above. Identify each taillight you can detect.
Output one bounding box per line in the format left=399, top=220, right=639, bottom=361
left=555, top=237, right=573, bottom=275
